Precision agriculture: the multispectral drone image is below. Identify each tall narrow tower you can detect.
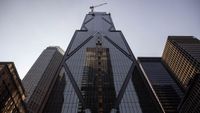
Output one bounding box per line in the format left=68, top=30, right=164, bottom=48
left=43, top=12, right=143, bottom=113
left=22, top=46, right=64, bottom=113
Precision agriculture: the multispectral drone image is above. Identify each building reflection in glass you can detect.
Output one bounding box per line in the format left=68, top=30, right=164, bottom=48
left=78, top=38, right=117, bottom=113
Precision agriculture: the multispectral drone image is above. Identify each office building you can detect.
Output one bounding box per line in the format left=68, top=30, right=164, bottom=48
left=41, top=11, right=145, bottom=113
left=0, top=62, right=27, bottom=113
left=22, top=46, right=64, bottom=113
left=161, top=36, right=200, bottom=113
left=136, top=57, right=184, bottom=113
left=162, top=36, right=200, bottom=90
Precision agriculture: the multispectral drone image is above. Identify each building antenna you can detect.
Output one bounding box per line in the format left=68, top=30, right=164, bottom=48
left=90, top=3, right=107, bottom=12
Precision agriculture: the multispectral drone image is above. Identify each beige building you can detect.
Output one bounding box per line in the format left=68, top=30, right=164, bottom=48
left=0, top=62, right=27, bottom=113
left=162, top=36, right=200, bottom=90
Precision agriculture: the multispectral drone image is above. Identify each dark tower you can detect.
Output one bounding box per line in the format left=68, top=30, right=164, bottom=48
left=22, top=46, right=64, bottom=113
left=43, top=12, right=143, bottom=113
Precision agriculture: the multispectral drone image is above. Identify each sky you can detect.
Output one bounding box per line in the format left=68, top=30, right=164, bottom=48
left=0, top=0, right=200, bottom=79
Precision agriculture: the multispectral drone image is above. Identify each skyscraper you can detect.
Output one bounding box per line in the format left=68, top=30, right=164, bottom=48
left=43, top=12, right=143, bottom=113
left=161, top=36, right=200, bottom=113
left=22, top=46, right=64, bottom=113
left=23, top=11, right=200, bottom=113
left=0, top=62, right=27, bottom=113
left=162, top=36, right=200, bottom=90
left=136, top=57, right=184, bottom=113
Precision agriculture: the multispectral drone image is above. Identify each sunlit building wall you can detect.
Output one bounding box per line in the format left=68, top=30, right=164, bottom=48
left=162, top=36, right=200, bottom=90
left=0, top=62, right=27, bottom=113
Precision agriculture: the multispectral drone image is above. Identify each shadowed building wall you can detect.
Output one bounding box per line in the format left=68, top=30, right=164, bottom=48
left=42, top=69, right=66, bottom=113
left=132, top=66, right=164, bottom=113
left=22, top=46, right=64, bottom=113
left=178, top=73, right=200, bottom=113
left=137, top=57, right=184, bottom=113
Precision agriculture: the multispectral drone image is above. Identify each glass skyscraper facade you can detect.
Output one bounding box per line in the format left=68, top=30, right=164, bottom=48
left=43, top=12, right=143, bottom=113
left=78, top=47, right=116, bottom=113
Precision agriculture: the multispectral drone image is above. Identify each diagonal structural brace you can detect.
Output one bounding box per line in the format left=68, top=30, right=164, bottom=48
left=63, top=63, right=86, bottom=109
left=113, top=63, right=136, bottom=110
left=104, top=36, right=134, bottom=61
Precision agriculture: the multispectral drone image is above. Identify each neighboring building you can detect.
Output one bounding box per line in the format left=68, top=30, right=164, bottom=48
left=22, top=46, right=64, bottom=113
left=0, top=62, right=27, bottom=113
left=42, top=67, right=66, bottom=113
left=136, top=57, right=184, bottom=113
left=178, top=73, right=200, bottom=113
left=132, top=64, right=164, bottom=113
left=161, top=36, right=200, bottom=113
left=162, top=36, right=200, bottom=90
left=43, top=12, right=144, bottom=113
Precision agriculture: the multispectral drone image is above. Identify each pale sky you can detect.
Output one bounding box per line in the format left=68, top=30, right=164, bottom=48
left=1, top=0, right=200, bottom=79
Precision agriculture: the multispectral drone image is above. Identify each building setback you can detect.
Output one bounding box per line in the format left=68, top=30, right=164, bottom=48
left=0, top=62, right=27, bottom=113
left=22, top=46, right=64, bottom=113
left=162, top=36, right=200, bottom=90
